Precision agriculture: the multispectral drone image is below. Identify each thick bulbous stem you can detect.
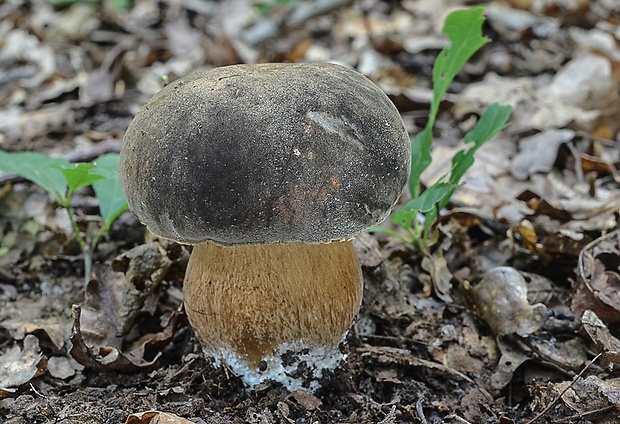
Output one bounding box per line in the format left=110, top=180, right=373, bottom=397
left=183, top=240, right=363, bottom=389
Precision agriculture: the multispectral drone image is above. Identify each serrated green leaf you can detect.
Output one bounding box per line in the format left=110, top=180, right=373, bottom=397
left=463, top=103, right=512, bottom=146
left=449, top=103, right=512, bottom=187
left=92, top=153, right=128, bottom=229
left=397, top=183, right=454, bottom=215
left=391, top=208, right=416, bottom=228
left=432, top=7, right=489, bottom=111
left=409, top=7, right=489, bottom=198
left=49, top=0, right=99, bottom=6
left=109, top=0, right=131, bottom=9
left=0, top=150, right=70, bottom=202
left=56, top=163, right=106, bottom=198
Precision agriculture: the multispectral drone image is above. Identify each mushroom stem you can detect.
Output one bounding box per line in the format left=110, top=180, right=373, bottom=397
left=183, top=240, right=363, bottom=388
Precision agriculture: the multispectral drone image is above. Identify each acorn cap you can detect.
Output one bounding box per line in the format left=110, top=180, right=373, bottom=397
left=120, top=63, right=411, bottom=245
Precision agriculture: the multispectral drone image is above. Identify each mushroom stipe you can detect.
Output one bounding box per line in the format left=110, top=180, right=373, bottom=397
left=184, top=241, right=362, bottom=390
left=120, top=62, right=411, bottom=391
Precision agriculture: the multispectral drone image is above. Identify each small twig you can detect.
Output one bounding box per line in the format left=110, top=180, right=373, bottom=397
left=444, top=414, right=473, bottom=424
left=29, top=383, right=47, bottom=399
left=377, top=405, right=397, bottom=424
left=416, top=398, right=428, bottom=424
left=170, top=355, right=198, bottom=381
left=525, top=352, right=603, bottom=424
left=561, top=405, right=616, bottom=422
left=566, top=141, right=584, bottom=184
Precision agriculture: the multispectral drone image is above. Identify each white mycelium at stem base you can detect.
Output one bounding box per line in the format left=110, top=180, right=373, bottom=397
left=183, top=241, right=363, bottom=391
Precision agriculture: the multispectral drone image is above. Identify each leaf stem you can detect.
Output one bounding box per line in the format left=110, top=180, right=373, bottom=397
left=83, top=244, right=93, bottom=285
left=63, top=202, right=87, bottom=251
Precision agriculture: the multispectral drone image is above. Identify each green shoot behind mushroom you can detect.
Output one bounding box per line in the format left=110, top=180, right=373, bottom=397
left=378, top=6, right=513, bottom=251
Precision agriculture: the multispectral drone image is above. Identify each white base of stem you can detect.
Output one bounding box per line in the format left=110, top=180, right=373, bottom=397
left=205, top=337, right=347, bottom=392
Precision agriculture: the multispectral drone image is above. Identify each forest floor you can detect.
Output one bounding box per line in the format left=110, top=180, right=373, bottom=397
left=1, top=0, right=620, bottom=423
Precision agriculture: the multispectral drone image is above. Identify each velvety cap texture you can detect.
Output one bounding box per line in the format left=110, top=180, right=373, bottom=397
left=120, top=63, right=411, bottom=245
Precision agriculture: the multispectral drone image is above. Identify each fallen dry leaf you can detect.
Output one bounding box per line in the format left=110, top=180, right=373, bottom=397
left=47, top=355, right=77, bottom=380
left=454, top=73, right=600, bottom=131
left=510, top=129, right=574, bottom=181
left=582, top=309, right=620, bottom=369
left=125, top=410, right=194, bottom=424
left=1, top=315, right=71, bottom=352
left=532, top=375, right=620, bottom=424
left=543, top=54, right=614, bottom=110
left=490, top=338, right=531, bottom=392
left=420, top=249, right=453, bottom=303
left=572, top=230, right=620, bottom=323
left=69, top=241, right=187, bottom=371
left=0, top=335, right=46, bottom=398
left=0, top=289, right=72, bottom=352
left=0, top=28, right=56, bottom=88
left=289, top=389, right=322, bottom=411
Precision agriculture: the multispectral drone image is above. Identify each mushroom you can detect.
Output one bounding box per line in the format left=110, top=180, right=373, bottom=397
left=119, top=63, right=410, bottom=391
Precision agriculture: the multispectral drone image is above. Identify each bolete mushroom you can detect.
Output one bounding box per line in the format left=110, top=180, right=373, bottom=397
left=119, top=63, right=410, bottom=391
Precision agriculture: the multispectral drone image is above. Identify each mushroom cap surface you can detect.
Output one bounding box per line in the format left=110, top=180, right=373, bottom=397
left=120, top=63, right=411, bottom=245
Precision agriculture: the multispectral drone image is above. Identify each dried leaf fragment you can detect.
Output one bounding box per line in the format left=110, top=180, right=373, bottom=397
left=582, top=309, right=620, bottom=369
left=533, top=375, right=620, bottom=424
left=1, top=315, right=71, bottom=351
left=125, top=411, right=194, bottom=424
left=510, top=129, right=574, bottom=180
left=290, top=389, right=322, bottom=411
left=572, top=230, right=620, bottom=323
left=69, top=305, right=167, bottom=372
left=0, top=335, right=46, bottom=398
left=421, top=249, right=453, bottom=303
left=47, top=356, right=76, bottom=379
left=69, top=241, right=187, bottom=371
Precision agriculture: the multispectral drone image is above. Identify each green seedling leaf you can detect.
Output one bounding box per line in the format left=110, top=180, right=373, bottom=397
left=49, top=0, right=99, bottom=6
left=392, top=183, right=452, bottom=236
left=432, top=7, right=489, bottom=109
left=49, top=0, right=130, bottom=10
left=396, top=183, right=454, bottom=218
left=423, top=206, right=439, bottom=245
left=391, top=208, right=416, bottom=228
left=253, top=0, right=297, bottom=16
left=463, top=103, right=513, bottom=146
left=409, top=6, right=489, bottom=198
left=0, top=150, right=70, bottom=202
left=92, top=153, right=128, bottom=230
left=383, top=6, right=512, bottom=251
left=56, top=163, right=106, bottom=199
left=409, top=127, right=433, bottom=198
left=448, top=103, right=512, bottom=188
left=109, top=0, right=131, bottom=9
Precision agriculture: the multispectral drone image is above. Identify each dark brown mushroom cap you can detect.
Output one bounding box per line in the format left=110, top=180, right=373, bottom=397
left=120, top=63, right=410, bottom=245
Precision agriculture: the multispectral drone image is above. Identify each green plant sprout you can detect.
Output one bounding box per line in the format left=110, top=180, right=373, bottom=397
left=252, top=0, right=299, bottom=17
left=0, top=151, right=128, bottom=283
left=48, top=0, right=130, bottom=11
left=380, top=6, right=512, bottom=251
